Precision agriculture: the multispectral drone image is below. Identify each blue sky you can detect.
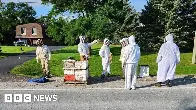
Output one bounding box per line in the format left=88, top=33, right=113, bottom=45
left=2, top=0, right=147, bottom=17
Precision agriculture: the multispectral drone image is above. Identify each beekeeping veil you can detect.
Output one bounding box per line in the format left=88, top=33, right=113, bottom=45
left=79, top=36, right=86, bottom=43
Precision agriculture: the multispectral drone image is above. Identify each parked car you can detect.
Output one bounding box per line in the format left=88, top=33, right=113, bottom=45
left=13, top=41, right=27, bottom=46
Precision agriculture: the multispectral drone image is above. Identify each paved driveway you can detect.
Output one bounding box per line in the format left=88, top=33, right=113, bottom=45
left=0, top=46, right=64, bottom=82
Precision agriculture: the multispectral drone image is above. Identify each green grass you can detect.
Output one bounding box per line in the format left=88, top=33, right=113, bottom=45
left=11, top=44, right=196, bottom=77
left=0, top=46, right=35, bottom=59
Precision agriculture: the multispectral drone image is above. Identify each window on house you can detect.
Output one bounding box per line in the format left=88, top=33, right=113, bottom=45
left=21, top=28, right=26, bottom=35
left=32, top=28, right=37, bottom=35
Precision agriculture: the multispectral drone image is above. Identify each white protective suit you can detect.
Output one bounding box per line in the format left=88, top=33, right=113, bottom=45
left=120, top=38, right=129, bottom=68
left=156, top=34, right=180, bottom=82
left=78, top=36, right=98, bottom=60
left=120, top=38, right=129, bottom=78
left=36, top=45, right=51, bottom=75
left=124, top=35, right=140, bottom=90
left=99, top=38, right=111, bottom=75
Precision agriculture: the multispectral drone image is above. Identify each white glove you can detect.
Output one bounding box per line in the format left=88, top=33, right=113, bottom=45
left=36, top=57, right=39, bottom=63
left=36, top=59, right=39, bottom=63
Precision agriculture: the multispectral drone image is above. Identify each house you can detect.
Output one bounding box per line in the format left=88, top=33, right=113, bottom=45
left=15, top=23, right=56, bottom=46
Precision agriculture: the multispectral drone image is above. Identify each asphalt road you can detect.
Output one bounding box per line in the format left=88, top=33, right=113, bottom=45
left=0, top=88, right=196, bottom=110
left=0, top=46, right=64, bottom=82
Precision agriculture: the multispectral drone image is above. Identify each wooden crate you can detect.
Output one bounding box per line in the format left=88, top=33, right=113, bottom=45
left=64, top=81, right=87, bottom=85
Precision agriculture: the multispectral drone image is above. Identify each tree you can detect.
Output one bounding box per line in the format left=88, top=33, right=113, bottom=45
left=0, top=2, right=36, bottom=44
left=42, top=0, right=139, bottom=45
left=42, top=0, right=105, bottom=15
left=138, top=0, right=165, bottom=51
left=138, top=0, right=196, bottom=51
left=165, top=0, right=196, bottom=51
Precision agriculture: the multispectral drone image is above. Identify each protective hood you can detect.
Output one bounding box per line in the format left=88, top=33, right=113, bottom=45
left=120, top=38, right=129, bottom=46
left=79, top=36, right=85, bottom=43
left=128, top=35, right=136, bottom=45
left=104, top=38, right=110, bottom=46
left=124, top=38, right=129, bottom=46
left=120, top=39, right=125, bottom=47
left=165, top=34, right=174, bottom=43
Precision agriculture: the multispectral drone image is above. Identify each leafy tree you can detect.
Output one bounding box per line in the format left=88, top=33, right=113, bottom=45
left=139, top=0, right=196, bottom=51
left=138, top=0, right=165, bottom=51
left=42, top=0, right=139, bottom=45
left=41, top=0, right=105, bottom=15
left=0, top=2, right=36, bottom=45
left=165, top=0, right=196, bottom=51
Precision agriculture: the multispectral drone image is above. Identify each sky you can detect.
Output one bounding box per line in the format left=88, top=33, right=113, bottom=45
left=2, top=0, right=147, bottom=17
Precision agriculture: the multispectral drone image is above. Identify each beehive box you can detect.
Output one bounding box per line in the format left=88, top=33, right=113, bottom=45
left=64, top=69, right=75, bottom=75
left=75, top=61, right=88, bottom=69
left=75, top=69, right=89, bottom=82
left=64, top=74, right=75, bottom=81
left=63, top=59, right=75, bottom=69
left=139, top=65, right=149, bottom=77
left=63, top=60, right=89, bottom=83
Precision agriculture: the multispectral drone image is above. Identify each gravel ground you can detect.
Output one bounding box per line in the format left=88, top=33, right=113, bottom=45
left=0, top=75, right=196, bottom=89
left=0, top=46, right=64, bottom=82
left=0, top=75, right=196, bottom=110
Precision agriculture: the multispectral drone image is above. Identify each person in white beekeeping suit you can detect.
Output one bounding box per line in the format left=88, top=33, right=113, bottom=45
left=99, top=38, right=112, bottom=79
left=36, top=40, right=51, bottom=78
left=155, top=34, right=180, bottom=87
left=119, top=38, right=129, bottom=79
left=124, top=35, right=140, bottom=90
left=78, top=36, right=98, bottom=61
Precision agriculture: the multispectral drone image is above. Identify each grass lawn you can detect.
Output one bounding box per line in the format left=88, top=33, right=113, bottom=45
left=0, top=46, right=35, bottom=59
left=11, top=44, right=196, bottom=77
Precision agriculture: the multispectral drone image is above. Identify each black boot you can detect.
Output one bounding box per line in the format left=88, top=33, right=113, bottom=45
left=166, top=80, right=172, bottom=87
left=155, top=82, right=162, bottom=87
left=101, top=74, right=105, bottom=80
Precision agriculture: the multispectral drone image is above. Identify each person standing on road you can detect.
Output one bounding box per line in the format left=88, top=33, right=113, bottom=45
left=124, top=35, right=140, bottom=90
left=119, top=38, right=129, bottom=79
left=155, top=34, right=180, bottom=87
left=99, top=38, right=112, bottom=79
left=36, top=40, right=51, bottom=78
left=78, top=36, right=98, bottom=61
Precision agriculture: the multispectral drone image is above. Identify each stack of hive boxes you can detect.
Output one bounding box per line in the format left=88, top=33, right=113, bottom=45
left=63, top=59, right=89, bottom=83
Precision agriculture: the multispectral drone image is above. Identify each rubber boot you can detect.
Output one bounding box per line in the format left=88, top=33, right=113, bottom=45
left=101, top=74, right=105, bottom=80
left=166, top=80, right=172, bottom=87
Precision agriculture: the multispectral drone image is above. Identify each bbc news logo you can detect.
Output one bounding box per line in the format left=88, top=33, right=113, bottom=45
left=4, top=94, right=57, bottom=102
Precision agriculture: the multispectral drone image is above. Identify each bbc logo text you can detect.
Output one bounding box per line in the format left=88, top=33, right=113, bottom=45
left=4, top=94, right=57, bottom=102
